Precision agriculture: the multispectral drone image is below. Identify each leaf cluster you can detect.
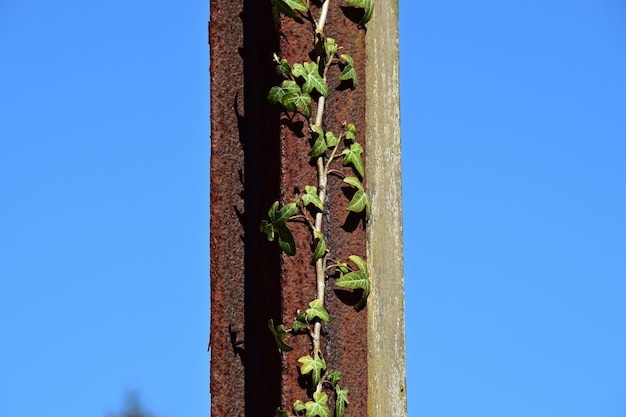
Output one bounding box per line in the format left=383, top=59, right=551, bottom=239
left=268, top=299, right=330, bottom=353
left=260, top=201, right=299, bottom=255
left=275, top=368, right=349, bottom=417
left=268, top=58, right=331, bottom=118
left=264, top=2, right=374, bottom=416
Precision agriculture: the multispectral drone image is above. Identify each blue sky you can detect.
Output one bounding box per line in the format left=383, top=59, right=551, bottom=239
left=1, top=1, right=210, bottom=416
left=403, top=1, right=626, bottom=416
left=1, top=1, right=625, bottom=416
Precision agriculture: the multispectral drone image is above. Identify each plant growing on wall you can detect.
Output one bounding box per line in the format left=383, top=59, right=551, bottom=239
left=261, top=1, right=373, bottom=416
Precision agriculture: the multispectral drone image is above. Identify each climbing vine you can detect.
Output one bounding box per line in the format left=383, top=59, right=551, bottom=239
left=262, top=1, right=373, bottom=416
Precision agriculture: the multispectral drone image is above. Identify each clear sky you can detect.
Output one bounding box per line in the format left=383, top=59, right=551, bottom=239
left=1, top=1, right=210, bottom=416
left=402, top=1, right=626, bottom=416
left=1, top=1, right=625, bottom=417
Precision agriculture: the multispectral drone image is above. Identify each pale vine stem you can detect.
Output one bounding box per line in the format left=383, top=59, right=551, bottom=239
left=311, top=0, right=331, bottom=395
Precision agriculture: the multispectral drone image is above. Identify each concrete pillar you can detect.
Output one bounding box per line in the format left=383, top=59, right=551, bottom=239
left=365, top=2, right=407, bottom=416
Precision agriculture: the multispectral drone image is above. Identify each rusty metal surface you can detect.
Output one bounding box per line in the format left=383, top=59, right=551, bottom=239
left=210, top=1, right=367, bottom=415
left=210, top=1, right=283, bottom=416
left=209, top=2, right=246, bottom=416
left=278, top=5, right=368, bottom=414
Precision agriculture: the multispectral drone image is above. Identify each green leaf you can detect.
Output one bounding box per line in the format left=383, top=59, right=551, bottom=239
left=268, top=80, right=312, bottom=117
left=282, top=91, right=312, bottom=117
left=268, top=80, right=301, bottom=107
left=275, top=408, right=291, bottom=417
left=339, top=54, right=358, bottom=88
left=294, top=400, right=306, bottom=413
left=335, top=255, right=370, bottom=309
left=276, top=58, right=292, bottom=75
left=298, top=352, right=326, bottom=387
left=280, top=93, right=300, bottom=113
left=346, top=189, right=371, bottom=221
left=342, top=176, right=363, bottom=191
left=346, top=190, right=367, bottom=213
left=310, top=230, right=327, bottom=264
left=292, top=310, right=308, bottom=333
left=309, top=125, right=327, bottom=157
left=335, top=386, right=349, bottom=417
left=292, top=62, right=329, bottom=97
left=306, top=299, right=330, bottom=323
left=260, top=219, right=275, bottom=241
left=268, top=87, right=283, bottom=106
left=271, top=0, right=309, bottom=30
left=325, top=369, right=341, bottom=386
left=325, top=131, right=338, bottom=148
left=263, top=201, right=299, bottom=255
left=274, top=222, right=296, bottom=255
left=309, top=138, right=326, bottom=157
left=261, top=201, right=280, bottom=241
left=344, top=0, right=373, bottom=26
left=302, top=185, right=323, bottom=211
left=345, top=123, right=356, bottom=141
left=342, top=177, right=370, bottom=220
left=281, top=0, right=308, bottom=12
left=325, top=37, right=337, bottom=61
left=273, top=201, right=299, bottom=224
left=267, top=201, right=279, bottom=220
left=268, top=319, right=294, bottom=352
left=295, top=94, right=312, bottom=118
left=311, top=124, right=324, bottom=137
left=349, top=255, right=368, bottom=276
left=342, top=142, right=364, bottom=178
left=303, top=392, right=331, bottom=417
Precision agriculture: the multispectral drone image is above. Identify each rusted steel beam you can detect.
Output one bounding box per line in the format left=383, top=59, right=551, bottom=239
left=210, top=1, right=369, bottom=416
left=209, top=1, right=282, bottom=416
left=277, top=5, right=369, bottom=416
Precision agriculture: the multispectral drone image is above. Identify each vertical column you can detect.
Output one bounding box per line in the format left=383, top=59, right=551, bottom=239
left=365, top=1, right=407, bottom=416
left=210, top=1, right=405, bottom=415
left=209, top=1, right=282, bottom=416
left=208, top=1, right=246, bottom=414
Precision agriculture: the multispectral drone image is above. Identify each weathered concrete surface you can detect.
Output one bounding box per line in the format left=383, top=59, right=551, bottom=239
left=210, top=1, right=371, bottom=416
left=365, top=0, right=407, bottom=416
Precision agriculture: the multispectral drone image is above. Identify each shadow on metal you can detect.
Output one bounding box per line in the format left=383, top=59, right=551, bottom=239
left=237, top=1, right=282, bottom=416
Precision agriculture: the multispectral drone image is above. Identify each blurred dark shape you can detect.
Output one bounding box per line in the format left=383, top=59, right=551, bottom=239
left=106, top=391, right=161, bottom=417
